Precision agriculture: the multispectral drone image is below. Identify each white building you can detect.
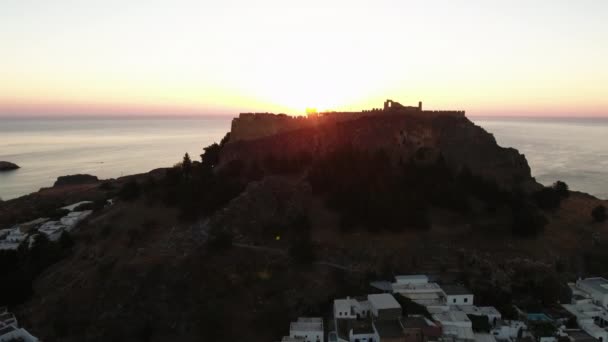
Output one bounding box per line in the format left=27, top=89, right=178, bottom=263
left=0, top=227, right=28, bottom=250
left=457, top=306, right=502, bottom=325
left=334, top=297, right=372, bottom=320
left=562, top=302, right=608, bottom=342
left=490, top=321, right=527, bottom=341
left=395, top=275, right=430, bottom=285
left=348, top=321, right=376, bottom=342
left=391, top=275, right=445, bottom=306
left=0, top=308, right=38, bottom=342
left=576, top=278, right=608, bottom=309
left=38, top=221, right=66, bottom=241
left=368, top=293, right=402, bottom=320
left=443, top=285, right=474, bottom=306
left=433, top=310, right=475, bottom=342
left=474, top=333, right=498, bottom=342
left=61, top=201, right=92, bottom=212
left=562, top=278, right=608, bottom=342
left=290, top=317, right=324, bottom=342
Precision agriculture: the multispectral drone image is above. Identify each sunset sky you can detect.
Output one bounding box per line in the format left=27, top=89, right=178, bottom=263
left=1, top=0, right=607, bottom=117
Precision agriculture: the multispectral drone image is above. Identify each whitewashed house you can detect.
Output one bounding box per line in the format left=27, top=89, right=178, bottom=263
left=457, top=306, right=502, bottom=325
left=575, top=278, right=608, bottom=309
left=490, top=321, right=527, bottom=341
left=433, top=310, right=475, bottom=342
left=391, top=275, right=445, bottom=306
left=0, top=308, right=38, bottom=342
left=290, top=317, right=324, bottom=342
left=443, top=285, right=474, bottom=306
left=368, top=293, right=402, bottom=321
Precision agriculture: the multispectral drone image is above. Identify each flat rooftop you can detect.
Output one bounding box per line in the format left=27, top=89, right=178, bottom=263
left=368, top=293, right=401, bottom=310
left=290, top=317, right=323, bottom=332
left=443, top=285, right=473, bottom=296
left=579, top=277, right=608, bottom=294
left=433, top=310, right=472, bottom=324
left=395, top=275, right=429, bottom=283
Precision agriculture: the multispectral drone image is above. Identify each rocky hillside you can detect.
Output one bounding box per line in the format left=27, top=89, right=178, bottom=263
left=3, top=112, right=608, bottom=342
left=220, top=114, right=536, bottom=190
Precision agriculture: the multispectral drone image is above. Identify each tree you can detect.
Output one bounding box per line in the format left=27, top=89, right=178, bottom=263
left=182, top=153, right=192, bottom=178
left=468, top=314, right=491, bottom=332
left=553, top=181, right=569, bottom=198
left=592, top=205, right=606, bottom=223
left=201, top=143, right=221, bottom=169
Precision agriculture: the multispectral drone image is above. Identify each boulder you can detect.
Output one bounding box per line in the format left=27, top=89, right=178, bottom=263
left=54, top=174, right=99, bottom=187
left=0, top=161, right=20, bottom=172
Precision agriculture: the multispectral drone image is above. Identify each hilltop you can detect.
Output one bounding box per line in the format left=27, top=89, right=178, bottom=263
left=1, top=100, right=607, bottom=341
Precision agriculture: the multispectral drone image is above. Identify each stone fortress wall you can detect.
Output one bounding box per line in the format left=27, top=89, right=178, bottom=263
left=229, top=100, right=465, bottom=142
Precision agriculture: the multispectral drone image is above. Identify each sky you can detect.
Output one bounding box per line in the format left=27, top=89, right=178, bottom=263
left=1, top=0, right=607, bottom=117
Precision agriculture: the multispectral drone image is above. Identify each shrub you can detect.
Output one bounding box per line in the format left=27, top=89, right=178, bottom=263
left=468, top=314, right=491, bottom=332
left=553, top=181, right=569, bottom=198
left=534, top=188, right=562, bottom=210
left=592, top=205, right=606, bottom=223
left=118, top=180, right=141, bottom=201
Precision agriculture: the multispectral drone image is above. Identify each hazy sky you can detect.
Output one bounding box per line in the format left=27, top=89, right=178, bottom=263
left=1, top=0, right=607, bottom=117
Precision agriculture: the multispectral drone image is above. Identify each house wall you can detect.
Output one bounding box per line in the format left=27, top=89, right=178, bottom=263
left=349, top=331, right=376, bottom=342
left=447, top=295, right=474, bottom=306
left=291, top=330, right=323, bottom=342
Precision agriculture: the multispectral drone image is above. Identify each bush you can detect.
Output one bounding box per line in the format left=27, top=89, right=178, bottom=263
left=534, top=188, right=562, bottom=210
left=592, top=205, right=606, bottom=223
left=118, top=180, right=141, bottom=201
left=511, top=202, right=547, bottom=238
left=553, top=181, right=569, bottom=198
left=468, top=314, right=491, bottom=332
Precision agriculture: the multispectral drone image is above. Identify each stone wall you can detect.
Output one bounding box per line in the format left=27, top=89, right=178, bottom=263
left=228, top=101, right=466, bottom=142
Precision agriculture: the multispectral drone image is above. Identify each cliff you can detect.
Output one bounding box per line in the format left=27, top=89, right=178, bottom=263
left=221, top=113, right=535, bottom=190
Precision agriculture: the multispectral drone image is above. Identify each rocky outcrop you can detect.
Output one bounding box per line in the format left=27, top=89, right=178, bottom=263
left=0, top=161, right=20, bottom=171
left=219, top=114, right=537, bottom=190
left=54, top=174, right=99, bottom=187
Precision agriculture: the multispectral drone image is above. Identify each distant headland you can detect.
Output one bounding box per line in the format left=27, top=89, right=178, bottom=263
left=0, top=161, right=20, bottom=172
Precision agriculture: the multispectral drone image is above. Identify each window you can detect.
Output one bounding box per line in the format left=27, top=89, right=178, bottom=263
left=453, top=298, right=457, bottom=303
left=464, top=298, right=468, bottom=303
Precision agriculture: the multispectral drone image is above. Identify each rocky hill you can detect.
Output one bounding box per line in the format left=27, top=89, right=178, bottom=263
left=221, top=114, right=536, bottom=190
left=3, top=108, right=608, bottom=342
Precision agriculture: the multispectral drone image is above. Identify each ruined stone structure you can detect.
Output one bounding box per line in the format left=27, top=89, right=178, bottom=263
left=229, top=100, right=465, bottom=142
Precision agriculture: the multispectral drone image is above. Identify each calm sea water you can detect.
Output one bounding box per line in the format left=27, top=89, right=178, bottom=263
left=471, top=117, right=608, bottom=199
left=0, top=116, right=606, bottom=200
left=0, top=117, right=232, bottom=200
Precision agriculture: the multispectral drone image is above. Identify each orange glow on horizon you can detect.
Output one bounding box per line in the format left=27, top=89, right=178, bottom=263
left=1, top=0, right=607, bottom=117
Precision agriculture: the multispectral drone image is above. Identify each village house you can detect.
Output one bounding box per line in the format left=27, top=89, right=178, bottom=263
left=0, top=307, right=38, bottom=342
left=287, top=317, right=324, bottom=342
left=562, top=278, right=608, bottom=342
left=489, top=321, right=527, bottom=341
left=432, top=310, right=475, bottom=342
left=443, top=286, right=474, bottom=306
left=391, top=275, right=445, bottom=307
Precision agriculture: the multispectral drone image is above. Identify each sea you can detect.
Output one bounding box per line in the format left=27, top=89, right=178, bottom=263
left=0, top=116, right=607, bottom=201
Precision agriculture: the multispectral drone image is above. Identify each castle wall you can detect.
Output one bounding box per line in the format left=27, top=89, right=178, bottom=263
left=228, top=101, right=466, bottom=142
